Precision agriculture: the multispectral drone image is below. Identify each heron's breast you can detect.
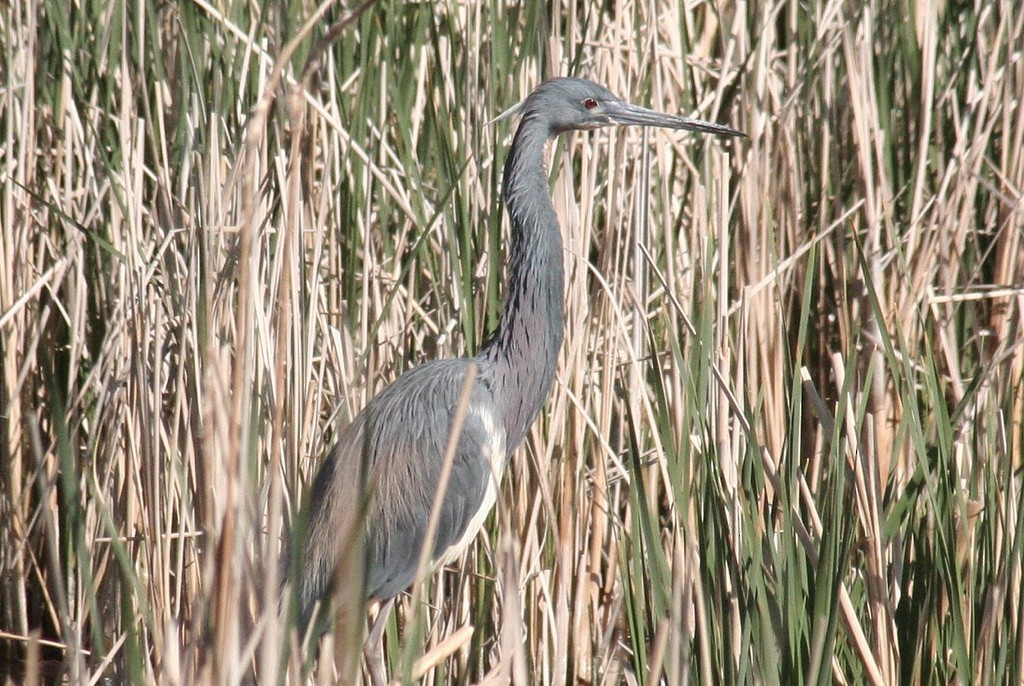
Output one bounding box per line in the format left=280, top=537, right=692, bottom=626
left=439, top=403, right=507, bottom=565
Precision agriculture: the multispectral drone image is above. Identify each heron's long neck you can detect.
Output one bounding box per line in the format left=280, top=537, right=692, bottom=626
left=478, top=116, right=565, bottom=453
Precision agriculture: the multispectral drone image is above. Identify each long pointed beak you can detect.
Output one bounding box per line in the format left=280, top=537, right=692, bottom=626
left=605, top=101, right=745, bottom=138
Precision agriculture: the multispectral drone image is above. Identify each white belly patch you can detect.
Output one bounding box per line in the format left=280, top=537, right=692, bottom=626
left=439, top=403, right=507, bottom=564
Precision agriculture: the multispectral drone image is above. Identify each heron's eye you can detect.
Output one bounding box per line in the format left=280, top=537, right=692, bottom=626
left=583, top=98, right=599, bottom=110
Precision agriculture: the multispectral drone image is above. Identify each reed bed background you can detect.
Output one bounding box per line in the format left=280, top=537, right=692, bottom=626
left=2, top=0, right=1022, bottom=683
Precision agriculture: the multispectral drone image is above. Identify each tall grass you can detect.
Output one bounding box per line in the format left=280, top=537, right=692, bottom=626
left=2, top=0, right=1021, bottom=683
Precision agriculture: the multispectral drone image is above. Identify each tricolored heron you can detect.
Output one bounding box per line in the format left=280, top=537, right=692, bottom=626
left=288, top=76, right=743, bottom=684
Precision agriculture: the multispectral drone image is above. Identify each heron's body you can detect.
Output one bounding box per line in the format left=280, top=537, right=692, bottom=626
left=301, top=360, right=506, bottom=611
left=290, top=77, right=742, bottom=681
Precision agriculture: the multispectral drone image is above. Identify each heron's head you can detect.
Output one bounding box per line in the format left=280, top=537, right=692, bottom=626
left=493, top=77, right=745, bottom=138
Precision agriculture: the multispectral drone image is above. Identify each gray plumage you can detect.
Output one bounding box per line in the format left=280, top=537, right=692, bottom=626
left=290, top=77, right=743, bottom=656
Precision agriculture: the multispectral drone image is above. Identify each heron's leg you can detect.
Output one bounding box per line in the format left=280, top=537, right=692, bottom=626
left=364, top=597, right=395, bottom=686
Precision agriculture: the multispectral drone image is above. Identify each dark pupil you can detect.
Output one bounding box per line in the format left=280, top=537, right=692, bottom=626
left=584, top=98, right=598, bottom=109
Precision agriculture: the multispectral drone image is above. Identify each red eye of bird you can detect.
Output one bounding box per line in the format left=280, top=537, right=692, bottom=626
left=583, top=98, right=599, bottom=109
